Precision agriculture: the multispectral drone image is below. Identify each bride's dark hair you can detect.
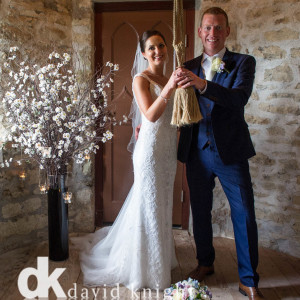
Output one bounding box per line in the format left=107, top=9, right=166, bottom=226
left=139, top=30, right=167, bottom=53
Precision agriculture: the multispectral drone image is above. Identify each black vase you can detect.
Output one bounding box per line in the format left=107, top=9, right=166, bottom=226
left=47, top=174, right=69, bottom=261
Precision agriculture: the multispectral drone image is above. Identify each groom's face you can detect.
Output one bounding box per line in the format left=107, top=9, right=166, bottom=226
left=198, top=13, right=230, bottom=56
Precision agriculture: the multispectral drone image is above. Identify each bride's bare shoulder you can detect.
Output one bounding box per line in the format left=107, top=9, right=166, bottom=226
left=133, top=73, right=150, bottom=88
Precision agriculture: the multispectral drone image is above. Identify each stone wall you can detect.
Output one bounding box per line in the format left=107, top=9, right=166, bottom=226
left=195, top=0, right=300, bottom=257
left=0, top=0, right=95, bottom=254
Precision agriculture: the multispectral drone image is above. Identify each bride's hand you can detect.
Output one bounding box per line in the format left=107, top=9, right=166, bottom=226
left=175, top=67, right=206, bottom=90
left=165, top=70, right=182, bottom=90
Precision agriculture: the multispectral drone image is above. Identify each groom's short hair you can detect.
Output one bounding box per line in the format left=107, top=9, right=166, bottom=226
left=200, top=7, right=229, bottom=27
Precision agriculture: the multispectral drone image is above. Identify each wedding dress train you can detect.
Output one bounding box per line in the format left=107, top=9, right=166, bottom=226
left=72, top=73, right=178, bottom=291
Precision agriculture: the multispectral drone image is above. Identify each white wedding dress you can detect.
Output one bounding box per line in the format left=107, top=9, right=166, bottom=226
left=73, top=73, right=178, bottom=291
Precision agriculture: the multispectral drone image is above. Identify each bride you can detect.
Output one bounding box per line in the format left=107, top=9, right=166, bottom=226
left=73, top=30, right=181, bottom=291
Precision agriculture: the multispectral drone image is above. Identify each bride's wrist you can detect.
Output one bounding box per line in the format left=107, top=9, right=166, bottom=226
left=163, top=84, right=174, bottom=97
left=160, top=94, right=169, bottom=103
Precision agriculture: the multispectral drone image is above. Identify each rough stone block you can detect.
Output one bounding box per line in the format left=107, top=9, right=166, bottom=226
left=253, top=46, right=286, bottom=60
left=293, top=196, right=300, bottom=205
left=75, top=188, right=92, bottom=204
left=291, top=48, right=300, bottom=58
left=266, top=126, right=285, bottom=136
left=2, top=203, right=22, bottom=219
left=264, top=28, right=299, bottom=41
left=266, top=92, right=295, bottom=101
left=249, top=129, right=260, bottom=135
left=245, top=114, right=271, bottom=125
left=22, top=197, right=42, bottom=214
left=250, top=152, right=275, bottom=166
left=274, top=16, right=289, bottom=25
left=264, top=65, right=293, bottom=82
left=259, top=103, right=300, bottom=115
left=295, top=11, right=300, bottom=22
left=0, top=214, right=47, bottom=241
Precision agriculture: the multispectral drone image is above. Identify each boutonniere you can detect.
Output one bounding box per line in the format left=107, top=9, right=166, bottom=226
left=211, top=57, right=230, bottom=74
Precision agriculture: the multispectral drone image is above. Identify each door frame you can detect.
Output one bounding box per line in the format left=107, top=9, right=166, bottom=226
left=94, top=0, right=195, bottom=229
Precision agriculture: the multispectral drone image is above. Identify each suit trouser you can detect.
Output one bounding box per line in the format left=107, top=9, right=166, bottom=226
left=186, top=145, right=259, bottom=287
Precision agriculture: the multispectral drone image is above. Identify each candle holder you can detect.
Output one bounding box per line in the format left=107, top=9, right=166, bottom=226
left=39, top=184, right=47, bottom=194
left=63, top=191, right=72, bottom=204
left=19, top=170, right=26, bottom=180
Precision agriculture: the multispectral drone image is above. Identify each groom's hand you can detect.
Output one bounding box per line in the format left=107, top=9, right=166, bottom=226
left=176, top=67, right=206, bottom=91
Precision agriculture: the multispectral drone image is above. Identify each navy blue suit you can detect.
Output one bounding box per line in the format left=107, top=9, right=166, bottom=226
left=178, top=49, right=259, bottom=287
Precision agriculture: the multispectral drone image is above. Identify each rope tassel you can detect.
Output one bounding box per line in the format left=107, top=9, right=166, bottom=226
left=171, top=86, right=203, bottom=126
left=171, top=0, right=203, bottom=127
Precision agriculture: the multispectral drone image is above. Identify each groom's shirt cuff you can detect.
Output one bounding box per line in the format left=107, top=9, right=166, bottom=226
left=198, top=80, right=208, bottom=94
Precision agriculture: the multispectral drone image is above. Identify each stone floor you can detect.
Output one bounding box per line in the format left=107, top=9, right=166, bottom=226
left=0, top=230, right=299, bottom=299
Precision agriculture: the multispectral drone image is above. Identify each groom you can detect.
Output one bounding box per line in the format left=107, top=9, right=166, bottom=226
left=177, top=7, right=264, bottom=300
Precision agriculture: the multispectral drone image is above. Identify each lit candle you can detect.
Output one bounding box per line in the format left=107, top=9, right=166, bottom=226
left=39, top=184, right=47, bottom=194
left=85, top=154, right=91, bottom=161
left=19, top=171, right=26, bottom=180
left=63, top=192, right=72, bottom=204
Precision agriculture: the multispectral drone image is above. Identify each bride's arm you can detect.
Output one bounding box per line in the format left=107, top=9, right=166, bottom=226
left=133, top=72, right=178, bottom=123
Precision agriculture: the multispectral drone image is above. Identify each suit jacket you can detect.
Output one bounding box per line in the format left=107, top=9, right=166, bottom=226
left=177, top=49, right=256, bottom=165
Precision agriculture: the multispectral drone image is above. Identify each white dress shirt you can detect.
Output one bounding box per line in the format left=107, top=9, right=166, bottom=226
left=199, top=47, right=226, bottom=94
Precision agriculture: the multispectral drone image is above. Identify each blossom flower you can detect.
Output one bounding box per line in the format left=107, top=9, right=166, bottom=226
left=63, top=133, right=70, bottom=139
left=104, top=130, right=113, bottom=140
left=66, top=104, right=72, bottom=112
left=9, top=46, right=18, bottom=52
left=63, top=53, right=71, bottom=61
left=0, top=49, right=122, bottom=174
left=60, top=111, right=67, bottom=120
left=76, top=136, right=83, bottom=143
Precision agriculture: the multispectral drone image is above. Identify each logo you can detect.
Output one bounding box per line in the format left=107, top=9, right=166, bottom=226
left=18, top=257, right=66, bottom=298
left=18, top=257, right=162, bottom=299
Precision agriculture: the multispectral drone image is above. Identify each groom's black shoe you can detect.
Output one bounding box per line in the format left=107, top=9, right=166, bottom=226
left=188, top=265, right=214, bottom=282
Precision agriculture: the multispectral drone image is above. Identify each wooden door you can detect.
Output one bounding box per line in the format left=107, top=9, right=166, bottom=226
left=94, top=2, right=194, bottom=228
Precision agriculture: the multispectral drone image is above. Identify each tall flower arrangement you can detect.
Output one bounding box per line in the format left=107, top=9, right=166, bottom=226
left=0, top=47, right=124, bottom=177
